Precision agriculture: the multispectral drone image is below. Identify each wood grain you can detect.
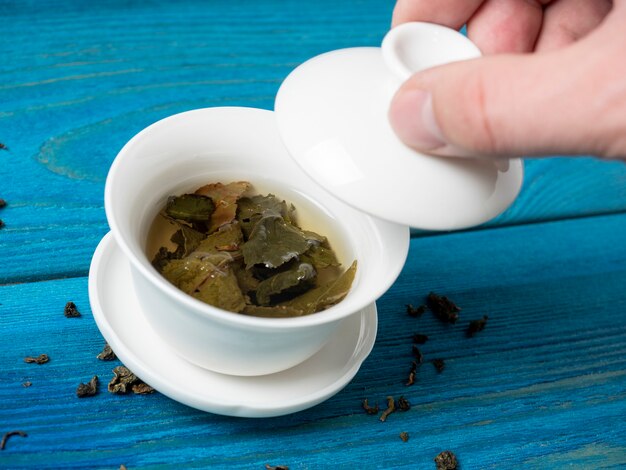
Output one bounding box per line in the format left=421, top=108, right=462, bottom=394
left=2, top=1, right=626, bottom=468
left=2, top=212, right=626, bottom=468
left=2, top=0, right=626, bottom=284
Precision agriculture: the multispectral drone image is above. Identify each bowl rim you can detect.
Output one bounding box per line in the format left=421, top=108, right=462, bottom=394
left=104, top=106, right=410, bottom=330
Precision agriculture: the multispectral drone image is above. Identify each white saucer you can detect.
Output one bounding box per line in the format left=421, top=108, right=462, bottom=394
left=88, top=232, right=378, bottom=418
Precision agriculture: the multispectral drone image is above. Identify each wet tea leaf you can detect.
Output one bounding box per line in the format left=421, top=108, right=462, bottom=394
left=193, top=266, right=246, bottom=313
left=165, top=194, right=215, bottom=223
left=301, top=244, right=340, bottom=270
left=255, top=262, right=316, bottom=306
left=232, top=261, right=260, bottom=294
left=280, top=261, right=356, bottom=314
left=242, top=216, right=310, bottom=269
left=241, top=304, right=306, bottom=318
left=171, top=224, right=206, bottom=258
left=195, top=181, right=250, bottom=233
left=191, top=222, right=243, bottom=257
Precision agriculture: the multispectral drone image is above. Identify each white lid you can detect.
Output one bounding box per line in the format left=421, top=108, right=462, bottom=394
left=275, top=22, right=523, bottom=230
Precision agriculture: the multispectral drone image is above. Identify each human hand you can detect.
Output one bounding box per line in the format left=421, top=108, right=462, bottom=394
left=388, top=0, right=626, bottom=160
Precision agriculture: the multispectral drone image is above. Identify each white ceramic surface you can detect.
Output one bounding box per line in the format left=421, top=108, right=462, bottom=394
left=89, top=233, right=378, bottom=418
left=275, top=22, right=524, bottom=230
left=104, top=106, right=409, bottom=376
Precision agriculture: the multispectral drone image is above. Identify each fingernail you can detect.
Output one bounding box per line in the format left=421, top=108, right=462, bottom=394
left=389, top=88, right=445, bottom=150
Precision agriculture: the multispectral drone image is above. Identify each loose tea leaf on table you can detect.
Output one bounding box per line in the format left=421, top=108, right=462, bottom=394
left=406, top=304, right=426, bottom=317
left=427, top=292, right=460, bottom=323
left=76, top=376, right=99, bottom=398
left=379, top=396, right=396, bottom=422
left=22, top=382, right=32, bottom=388
left=467, top=315, right=489, bottom=337
left=399, top=431, right=409, bottom=442
left=0, top=431, right=27, bottom=450
left=412, top=346, right=424, bottom=364
left=108, top=366, right=154, bottom=395
left=0, top=199, right=6, bottom=208
left=434, top=450, right=458, bottom=470
left=24, top=354, right=49, bottom=364
left=265, top=465, right=289, bottom=470
left=0, top=143, right=8, bottom=151
left=362, top=399, right=379, bottom=415
left=97, top=343, right=117, bottom=361
left=406, top=361, right=418, bottom=386
left=64, top=301, right=81, bottom=318
left=397, top=396, right=411, bottom=411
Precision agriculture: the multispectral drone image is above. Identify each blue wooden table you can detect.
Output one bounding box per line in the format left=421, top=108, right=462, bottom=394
left=2, top=1, right=626, bottom=468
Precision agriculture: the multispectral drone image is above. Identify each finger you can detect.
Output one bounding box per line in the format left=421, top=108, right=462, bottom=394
left=466, top=0, right=545, bottom=54
left=535, top=0, right=613, bottom=51
left=392, top=0, right=485, bottom=29
left=388, top=30, right=626, bottom=159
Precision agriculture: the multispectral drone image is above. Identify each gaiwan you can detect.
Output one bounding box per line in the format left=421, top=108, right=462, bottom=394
left=148, top=181, right=357, bottom=318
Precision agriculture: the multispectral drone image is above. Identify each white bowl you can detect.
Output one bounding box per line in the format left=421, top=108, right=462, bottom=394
left=104, top=107, right=409, bottom=376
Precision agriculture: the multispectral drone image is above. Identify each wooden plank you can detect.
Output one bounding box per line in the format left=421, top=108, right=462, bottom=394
left=1, top=212, right=625, bottom=468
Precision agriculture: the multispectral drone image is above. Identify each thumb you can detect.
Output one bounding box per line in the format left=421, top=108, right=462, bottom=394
left=388, top=33, right=624, bottom=159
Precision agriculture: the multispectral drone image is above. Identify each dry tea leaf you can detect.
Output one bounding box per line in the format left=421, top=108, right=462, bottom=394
left=406, top=304, right=426, bottom=317
left=108, top=366, right=153, bottom=395
left=64, top=301, right=81, bottom=318
left=76, top=376, right=99, bottom=398
left=399, top=432, right=409, bottom=442
left=22, top=382, right=32, bottom=388
left=412, top=346, right=424, bottom=364
left=265, top=465, right=289, bottom=470
left=379, top=396, right=396, bottom=422
left=0, top=199, right=6, bottom=208
left=467, top=315, right=488, bottom=337
left=131, top=383, right=155, bottom=394
left=24, top=354, right=49, bottom=365
left=362, top=399, right=379, bottom=415
left=1, top=431, right=27, bottom=450
left=397, top=396, right=411, bottom=411
left=434, top=450, right=458, bottom=470
left=406, top=361, right=418, bottom=386
left=97, top=343, right=117, bottom=361
left=428, top=292, right=460, bottom=323
left=0, top=143, right=8, bottom=151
